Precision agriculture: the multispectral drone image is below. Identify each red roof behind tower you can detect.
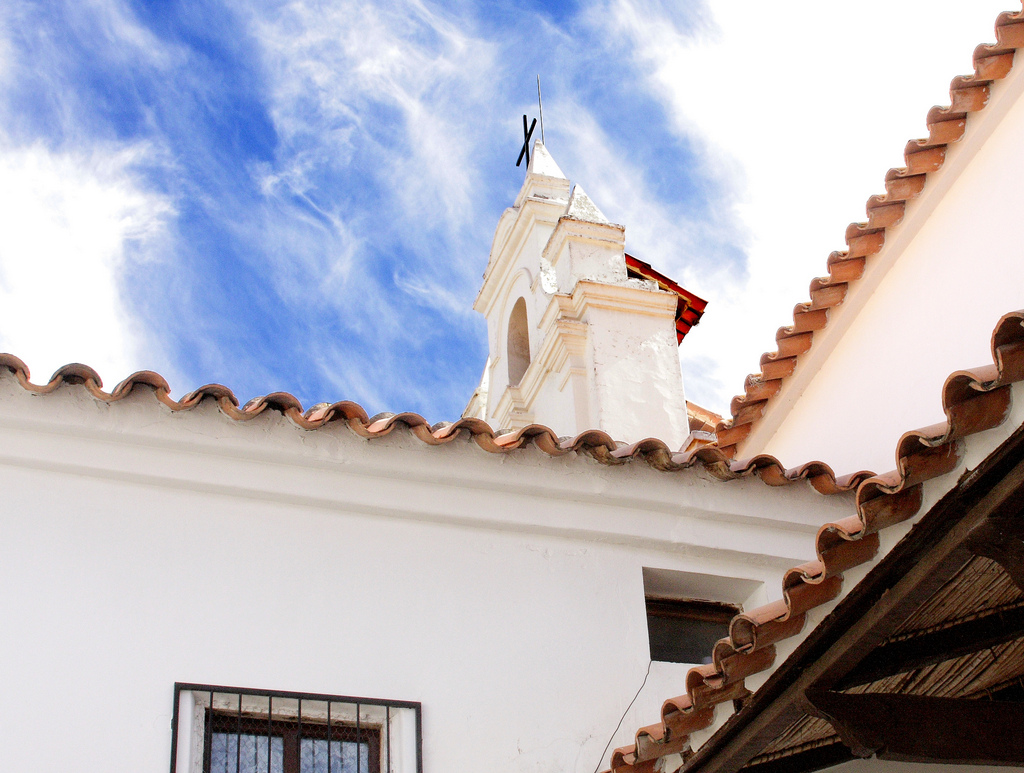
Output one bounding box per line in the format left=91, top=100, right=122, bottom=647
left=625, top=254, right=708, bottom=344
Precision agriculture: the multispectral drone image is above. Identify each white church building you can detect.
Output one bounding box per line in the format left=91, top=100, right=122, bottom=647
left=5, top=5, right=1024, bottom=773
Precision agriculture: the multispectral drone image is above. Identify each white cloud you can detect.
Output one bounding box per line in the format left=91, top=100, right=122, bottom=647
left=242, top=0, right=499, bottom=236
left=0, top=1, right=188, bottom=390
left=0, top=142, right=176, bottom=386
left=601, top=0, right=1014, bottom=412
left=239, top=176, right=367, bottom=306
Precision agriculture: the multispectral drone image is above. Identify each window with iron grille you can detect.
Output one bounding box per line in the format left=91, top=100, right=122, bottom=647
left=170, top=684, right=422, bottom=773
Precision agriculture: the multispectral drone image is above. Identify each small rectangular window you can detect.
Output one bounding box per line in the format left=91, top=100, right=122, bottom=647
left=170, top=684, right=421, bottom=773
left=645, top=597, right=738, bottom=664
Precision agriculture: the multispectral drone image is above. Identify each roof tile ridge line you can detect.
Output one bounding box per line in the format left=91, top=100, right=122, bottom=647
left=0, top=351, right=892, bottom=488
left=12, top=342, right=1020, bottom=492
left=0, top=351, right=702, bottom=466
left=714, top=6, right=1024, bottom=460
left=605, top=308, right=1024, bottom=773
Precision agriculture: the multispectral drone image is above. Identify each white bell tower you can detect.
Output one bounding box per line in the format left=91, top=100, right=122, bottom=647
left=464, top=144, right=692, bottom=449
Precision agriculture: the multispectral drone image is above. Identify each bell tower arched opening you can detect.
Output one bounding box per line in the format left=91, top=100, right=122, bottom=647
left=507, top=297, right=531, bottom=386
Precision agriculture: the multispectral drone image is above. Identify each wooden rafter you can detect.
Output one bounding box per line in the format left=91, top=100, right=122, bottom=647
left=966, top=512, right=1024, bottom=591
left=836, top=602, right=1024, bottom=689
left=805, top=691, right=1024, bottom=764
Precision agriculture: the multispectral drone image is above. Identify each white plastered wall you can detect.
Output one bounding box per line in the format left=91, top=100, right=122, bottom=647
left=0, top=374, right=854, bottom=773
left=586, top=300, right=689, bottom=445
left=751, top=56, right=1024, bottom=476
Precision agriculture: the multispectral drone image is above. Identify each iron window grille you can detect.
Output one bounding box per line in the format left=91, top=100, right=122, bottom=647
left=170, top=683, right=422, bottom=773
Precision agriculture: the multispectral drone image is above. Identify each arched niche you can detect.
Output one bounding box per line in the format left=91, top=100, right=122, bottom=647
left=507, top=297, right=531, bottom=386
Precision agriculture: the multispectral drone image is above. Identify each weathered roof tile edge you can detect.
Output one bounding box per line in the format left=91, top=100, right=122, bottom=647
left=607, top=309, right=1024, bottom=773
left=716, top=5, right=1024, bottom=459
left=0, top=352, right=863, bottom=492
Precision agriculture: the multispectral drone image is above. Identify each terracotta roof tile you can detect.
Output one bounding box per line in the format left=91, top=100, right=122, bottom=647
left=686, top=401, right=721, bottom=434
left=605, top=308, right=1024, bottom=773
left=717, top=5, right=1024, bottom=459
left=0, top=352, right=865, bottom=492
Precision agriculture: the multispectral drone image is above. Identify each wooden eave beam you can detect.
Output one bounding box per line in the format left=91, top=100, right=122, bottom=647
left=805, top=691, right=1024, bottom=765
left=836, top=602, right=1024, bottom=689
left=741, top=741, right=854, bottom=773
left=966, top=510, right=1024, bottom=591
left=684, top=423, right=1024, bottom=773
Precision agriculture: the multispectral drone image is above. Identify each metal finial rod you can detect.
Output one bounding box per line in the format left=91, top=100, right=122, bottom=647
left=536, top=75, right=545, bottom=145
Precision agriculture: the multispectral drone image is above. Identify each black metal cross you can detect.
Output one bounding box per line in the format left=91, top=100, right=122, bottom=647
left=517, top=114, right=537, bottom=167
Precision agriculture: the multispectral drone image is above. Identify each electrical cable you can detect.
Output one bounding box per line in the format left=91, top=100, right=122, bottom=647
left=592, top=660, right=653, bottom=773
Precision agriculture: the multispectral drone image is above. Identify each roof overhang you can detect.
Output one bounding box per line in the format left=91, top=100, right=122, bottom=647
left=688, top=419, right=1024, bottom=772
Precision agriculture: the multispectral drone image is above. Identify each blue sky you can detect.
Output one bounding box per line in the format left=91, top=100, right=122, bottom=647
left=0, top=0, right=1014, bottom=426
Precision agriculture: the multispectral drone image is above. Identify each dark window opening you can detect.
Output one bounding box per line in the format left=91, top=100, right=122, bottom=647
left=646, top=597, right=738, bottom=664
left=507, top=297, right=531, bottom=385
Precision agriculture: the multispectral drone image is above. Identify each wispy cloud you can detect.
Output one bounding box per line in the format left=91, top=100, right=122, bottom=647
left=243, top=0, right=498, bottom=237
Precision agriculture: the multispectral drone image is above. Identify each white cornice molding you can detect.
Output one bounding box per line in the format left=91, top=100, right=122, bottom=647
left=0, top=380, right=859, bottom=569
left=542, top=215, right=626, bottom=268
left=513, top=172, right=572, bottom=209
left=568, top=280, right=678, bottom=319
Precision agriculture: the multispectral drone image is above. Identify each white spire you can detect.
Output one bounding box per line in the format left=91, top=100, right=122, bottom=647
left=527, top=142, right=566, bottom=179
left=565, top=185, right=610, bottom=224
left=514, top=142, right=571, bottom=210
